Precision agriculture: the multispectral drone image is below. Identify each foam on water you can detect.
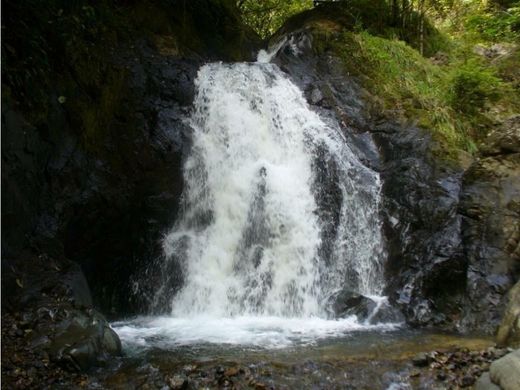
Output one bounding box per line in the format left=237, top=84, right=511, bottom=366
left=113, top=316, right=400, bottom=350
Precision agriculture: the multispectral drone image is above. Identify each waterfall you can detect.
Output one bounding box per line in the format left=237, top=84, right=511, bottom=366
left=160, top=60, right=386, bottom=319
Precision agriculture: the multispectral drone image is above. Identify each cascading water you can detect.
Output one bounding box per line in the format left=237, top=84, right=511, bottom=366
left=113, top=44, right=397, bottom=349
left=164, top=61, right=385, bottom=316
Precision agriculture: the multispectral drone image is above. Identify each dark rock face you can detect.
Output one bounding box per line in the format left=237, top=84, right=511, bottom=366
left=1, top=255, right=121, bottom=374
left=2, top=1, right=261, bottom=317
left=459, top=119, right=520, bottom=333
left=374, top=122, right=468, bottom=327
left=270, top=27, right=519, bottom=332
left=1, top=41, right=196, bottom=316
left=1, top=0, right=261, bottom=382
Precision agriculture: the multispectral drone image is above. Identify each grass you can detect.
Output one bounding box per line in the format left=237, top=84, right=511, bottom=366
left=330, top=31, right=475, bottom=151
left=311, top=28, right=519, bottom=156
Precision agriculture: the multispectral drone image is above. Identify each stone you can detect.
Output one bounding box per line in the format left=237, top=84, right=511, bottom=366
left=475, top=372, right=501, bottom=390
left=224, top=367, right=240, bottom=377
left=330, top=290, right=376, bottom=320
left=489, top=349, right=520, bottom=390
left=367, top=300, right=405, bottom=324
left=496, top=281, right=520, bottom=347
left=412, top=352, right=431, bottom=367
left=460, top=375, right=475, bottom=387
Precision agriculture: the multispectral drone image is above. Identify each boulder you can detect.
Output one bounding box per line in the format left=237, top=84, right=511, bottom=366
left=475, top=372, right=501, bottom=390
left=489, top=349, right=520, bottom=390
left=368, top=300, right=406, bottom=324
left=48, top=308, right=121, bottom=371
left=497, top=281, right=520, bottom=347
left=330, top=290, right=376, bottom=320
left=2, top=255, right=121, bottom=372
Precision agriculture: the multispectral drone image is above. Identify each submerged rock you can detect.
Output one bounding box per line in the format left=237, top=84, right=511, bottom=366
left=412, top=352, right=432, bottom=367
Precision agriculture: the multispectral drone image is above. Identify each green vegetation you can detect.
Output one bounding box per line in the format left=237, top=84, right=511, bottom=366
left=324, top=31, right=474, bottom=150
left=288, top=0, right=519, bottom=154
left=449, top=61, right=506, bottom=115
left=238, top=0, right=313, bottom=38
left=321, top=30, right=517, bottom=152
left=2, top=0, right=518, bottom=156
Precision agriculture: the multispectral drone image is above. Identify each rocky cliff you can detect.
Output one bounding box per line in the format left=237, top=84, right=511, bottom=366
left=268, top=8, right=519, bottom=334
left=2, top=0, right=519, bottom=387
left=1, top=0, right=260, bottom=383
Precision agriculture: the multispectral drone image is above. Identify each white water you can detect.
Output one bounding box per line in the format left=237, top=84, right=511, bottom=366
left=114, top=316, right=398, bottom=350
left=114, top=46, right=392, bottom=349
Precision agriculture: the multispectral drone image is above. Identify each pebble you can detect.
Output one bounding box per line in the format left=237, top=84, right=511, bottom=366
left=409, top=369, right=421, bottom=377
left=224, top=367, right=240, bottom=377
left=412, top=352, right=430, bottom=367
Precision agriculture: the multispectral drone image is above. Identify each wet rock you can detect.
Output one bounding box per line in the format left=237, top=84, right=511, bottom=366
left=496, top=281, right=520, bottom=347
left=48, top=308, right=121, bottom=371
left=489, top=349, right=520, bottom=390
left=458, top=123, right=520, bottom=333
left=367, top=300, right=405, bottom=324
left=224, top=367, right=240, bottom=377
left=460, top=374, right=475, bottom=387
left=412, top=352, right=432, bottom=367
left=330, top=290, right=376, bottom=320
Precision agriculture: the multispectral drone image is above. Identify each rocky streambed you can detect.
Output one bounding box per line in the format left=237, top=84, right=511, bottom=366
left=5, top=321, right=517, bottom=390
left=99, top=332, right=517, bottom=390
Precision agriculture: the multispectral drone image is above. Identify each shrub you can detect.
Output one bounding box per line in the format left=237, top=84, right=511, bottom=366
left=449, top=62, right=504, bottom=115
left=465, top=3, right=520, bottom=42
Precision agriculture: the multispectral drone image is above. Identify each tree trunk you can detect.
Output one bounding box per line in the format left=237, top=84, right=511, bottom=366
left=419, top=0, right=425, bottom=56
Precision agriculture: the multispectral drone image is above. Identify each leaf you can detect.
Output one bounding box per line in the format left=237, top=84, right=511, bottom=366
left=16, top=278, right=23, bottom=288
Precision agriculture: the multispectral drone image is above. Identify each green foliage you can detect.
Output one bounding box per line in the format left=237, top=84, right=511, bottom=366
left=465, top=3, right=520, bottom=42
left=329, top=31, right=469, bottom=149
left=237, top=0, right=313, bottom=38
left=321, top=29, right=516, bottom=152
left=297, top=0, right=519, bottom=153
left=449, top=61, right=505, bottom=115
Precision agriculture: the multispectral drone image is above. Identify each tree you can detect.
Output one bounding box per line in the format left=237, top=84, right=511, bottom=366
left=237, top=0, right=313, bottom=38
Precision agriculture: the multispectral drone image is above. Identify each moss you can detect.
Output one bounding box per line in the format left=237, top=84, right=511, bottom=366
left=280, top=0, right=449, bottom=57
left=73, top=70, right=128, bottom=154
left=324, top=32, right=466, bottom=151
left=310, top=27, right=518, bottom=156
